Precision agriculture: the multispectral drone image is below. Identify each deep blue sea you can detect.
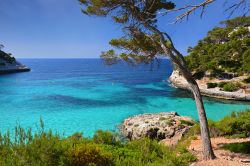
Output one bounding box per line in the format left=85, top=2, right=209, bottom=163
left=0, top=59, right=249, bottom=137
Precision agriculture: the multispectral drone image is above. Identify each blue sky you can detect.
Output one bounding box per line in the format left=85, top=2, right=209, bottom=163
left=0, top=0, right=246, bottom=58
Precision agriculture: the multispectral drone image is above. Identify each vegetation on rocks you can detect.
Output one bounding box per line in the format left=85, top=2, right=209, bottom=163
left=0, top=45, right=15, bottom=64
left=243, top=76, right=250, bottom=83
left=206, top=82, right=218, bottom=89
left=222, top=82, right=240, bottom=92
left=185, top=16, right=250, bottom=75
left=206, top=82, right=241, bottom=92
left=218, top=82, right=227, bottom=88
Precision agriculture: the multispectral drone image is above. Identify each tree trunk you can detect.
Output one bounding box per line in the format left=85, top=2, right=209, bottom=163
left=146, top=25, right=216, bottom=159
left=188, top=81, right=216, bottom=160
left=175, top=67, right=216, bottom=160
left=170, top=63, right=216, bottom=160
left=172, top=63, right=216, bottom=160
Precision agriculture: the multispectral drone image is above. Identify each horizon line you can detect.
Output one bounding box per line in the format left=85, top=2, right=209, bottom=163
left=17, top=57, right=170, bottom=59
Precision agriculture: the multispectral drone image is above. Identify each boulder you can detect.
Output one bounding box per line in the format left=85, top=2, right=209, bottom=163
left=120, top=112, right=195, bottom=145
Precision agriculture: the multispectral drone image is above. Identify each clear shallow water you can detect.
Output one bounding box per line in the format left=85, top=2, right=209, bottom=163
left=0, top=59, right=249, bottom=137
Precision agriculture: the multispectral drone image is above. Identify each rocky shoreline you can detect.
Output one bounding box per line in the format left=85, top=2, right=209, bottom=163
left=0, top=60, right=30, bottom=75
left=120, top=112, right=195, bottom=145
left=169, top=70, right=250, bottom=101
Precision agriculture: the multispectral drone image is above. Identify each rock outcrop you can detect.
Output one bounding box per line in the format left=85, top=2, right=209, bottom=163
left=169, top=70, right=250, bottom=101
left=120, top=112, right=194, bottom=145
left=0, top=50, right=30, bottom=74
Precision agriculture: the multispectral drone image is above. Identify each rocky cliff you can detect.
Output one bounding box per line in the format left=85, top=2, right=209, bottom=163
left=169, top=70, right=250, bottom=101
left=0, top=50, right=30, bottom=74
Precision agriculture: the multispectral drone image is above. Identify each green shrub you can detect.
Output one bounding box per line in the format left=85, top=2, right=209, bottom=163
left=0, top=127, right=69, bottom=166
left=193, top=110, right=250, bottom=138
left=189, top=120, right=223, bottom=138
left=243, top=76, right=250, bottom=83
left=216, top=110, right=250, bottom=138
left=123, top=138, right=196, bottom=166
left=207, top=82, right=218, bottom=88
left=4, top=109, right=250, bottom=166
left=207, top=120, right=223, bottom=137
left=0, top=123, right=196, bottom=166
left=68, top=143, right=114, bottom=166
left=222, top=82, right=240, bottom=92
left=93, top=130, right=120, bottom=146
left=218, top=82, right=227, bottom=88
left=222, top=142, right=250, bottom=154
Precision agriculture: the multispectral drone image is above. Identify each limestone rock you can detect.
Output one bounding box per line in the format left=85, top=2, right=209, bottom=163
left=169, top=70, right=250, bottom=101
left=120, top=112, right=194, bottom=144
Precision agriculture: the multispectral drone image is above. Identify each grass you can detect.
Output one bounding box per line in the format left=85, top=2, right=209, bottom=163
left=222, top=142, right=250, bottom=154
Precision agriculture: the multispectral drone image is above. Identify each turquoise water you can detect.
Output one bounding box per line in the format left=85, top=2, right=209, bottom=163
left=0, top=59, right=249, bottom=137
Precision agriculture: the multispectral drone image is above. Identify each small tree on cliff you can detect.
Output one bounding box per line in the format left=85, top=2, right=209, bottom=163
left=79, top=0, right=249, bottom=160
left=0, top=44, right=4, bottom=51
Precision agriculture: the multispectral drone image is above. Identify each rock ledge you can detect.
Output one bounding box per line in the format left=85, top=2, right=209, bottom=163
left=169, top=70, right=250, bottom=101
left=120, top=112, right=194, bottom=145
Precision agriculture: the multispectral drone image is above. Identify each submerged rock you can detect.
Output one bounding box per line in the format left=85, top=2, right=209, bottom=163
left=120, top=112, right=195, bottom=145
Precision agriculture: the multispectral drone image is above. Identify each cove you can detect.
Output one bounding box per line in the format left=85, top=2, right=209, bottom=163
left=0, top=59, right=249, bottom=137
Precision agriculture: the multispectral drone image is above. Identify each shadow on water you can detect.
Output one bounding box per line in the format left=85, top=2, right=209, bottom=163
left=129, top=82, right=193, bottom=99
left=46, top=94, right=148, bottom=108
left=203, top=96, right=250, bottom=105
left=169, top=87, right=250, bottom=105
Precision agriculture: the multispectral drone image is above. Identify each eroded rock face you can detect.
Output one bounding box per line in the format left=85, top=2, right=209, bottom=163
left=169, top=70, right=190, bottom=90
left=169, top=70, right=250, bottom=101
left=120, top=112, right=194, bottom=144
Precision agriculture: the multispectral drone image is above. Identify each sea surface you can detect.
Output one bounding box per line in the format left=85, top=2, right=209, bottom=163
left=0, top=59, right=249, bottom=137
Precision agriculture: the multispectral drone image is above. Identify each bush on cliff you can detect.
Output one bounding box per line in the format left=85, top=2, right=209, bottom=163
left=222, top=82, right=240, bottom=92
left=218, top=82, right=227, bottom=88
left=0, top=50, right=15, bottom=64
left=207, top=82, right=218, bottom=88
left=243, top=76, right=250, bottom=83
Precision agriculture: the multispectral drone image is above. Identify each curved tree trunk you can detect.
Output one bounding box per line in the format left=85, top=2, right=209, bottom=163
left=170, top=63, right=216, bottom=159
left=172, top=64, right=215, bottom=160
left=174, top=66, right=216, bottom=160
left=147, top=25, right=216, bottom=160
left=183, top=73, right=216, bottom=160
